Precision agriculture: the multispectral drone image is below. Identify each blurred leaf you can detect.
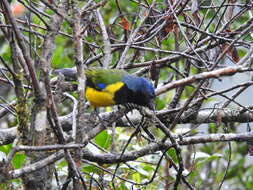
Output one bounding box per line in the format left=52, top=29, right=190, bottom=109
left=167, top=148, right=178, bottom=163
left=237, top=143, right=248, bottom=155
left=225, top=158, right=245, bottom=179
left=57, top=160, right=68, bottom=170
left=134, top=166, right=149, bottom=177
left=229, top=46, right=239, bottom=63
left=95, top=130, right=111, bottom=149
left=119, top=17, right=130, bottom=30
left=208, top=123, right=218, bottom=133
left=120, top=183, right=129, bottom=190
left=195, top=153, right=222, bottom=169
left=0, top=182, right=15, bottom=190
left=0, top=144, right=12, bottom=154
left=221, top=43, right=240, bottom=63
left=132, top=172, right=141, bottom=183
left=194, top=151, right=210, bottom=160
left=163, top=16, right=176, bottom=35
left=188, top=153, right=222, bottom=184
left=82, top=165, right=101, bottom=174
left=12, top=153, right=26, bottom=169
left=155, top=97, right=166, bottom=110
left=51, top=36, right=74, bottom=68
left=142, top=163, right=154, bottom=172
left=11, top=2, right=26, bottom=18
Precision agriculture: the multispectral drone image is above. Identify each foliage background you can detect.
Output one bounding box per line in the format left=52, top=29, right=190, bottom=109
left=0, top=0, right=253, bottom=189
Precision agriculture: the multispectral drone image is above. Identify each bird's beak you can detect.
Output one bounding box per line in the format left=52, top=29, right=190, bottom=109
left=147, top=100, right=155, bottom=110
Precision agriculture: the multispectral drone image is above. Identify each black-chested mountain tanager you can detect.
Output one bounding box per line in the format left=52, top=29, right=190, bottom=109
left=53, top=68, right=155, bottom=110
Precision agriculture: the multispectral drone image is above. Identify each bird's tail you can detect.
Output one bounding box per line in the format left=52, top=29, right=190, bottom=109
left=52, top=68, right=77, bottom=81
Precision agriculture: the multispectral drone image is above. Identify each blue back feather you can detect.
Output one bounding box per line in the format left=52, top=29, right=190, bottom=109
left=122, top=75, right=155, bottom=97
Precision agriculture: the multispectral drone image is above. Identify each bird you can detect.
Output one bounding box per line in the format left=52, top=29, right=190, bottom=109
left=53, top=68, right=155, bottom=110
left=85, top=69, right=155, bottom=110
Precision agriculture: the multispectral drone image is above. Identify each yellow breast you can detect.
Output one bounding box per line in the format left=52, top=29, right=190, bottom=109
left=85, top=82, right=124, bottom=107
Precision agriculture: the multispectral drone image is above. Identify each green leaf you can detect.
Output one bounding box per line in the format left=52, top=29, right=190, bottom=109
left=56, top=160, right=68, bottom=170
left=12, top=153, right=26, bottom=169
left=155, top=97, right=166, bottom=110
left=196, top=153, right=222, bottom=169
left=132, top=172, right=141, bottom=183
left=95, top=130, right=111, bottom=149
left=142, top=163, right=154, bottom=172
left=0, top=144, right=12, bottom=154
left=167, top=148, right=178, bottom=163
left=118, top=183, right=129, bottom=190
left=225, top=158, right=245, bottom=179
left=82, top=165, right=101, bottom=174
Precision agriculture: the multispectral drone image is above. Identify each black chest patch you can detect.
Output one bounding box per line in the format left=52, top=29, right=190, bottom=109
left=114, top=84, right=151, bottom=108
